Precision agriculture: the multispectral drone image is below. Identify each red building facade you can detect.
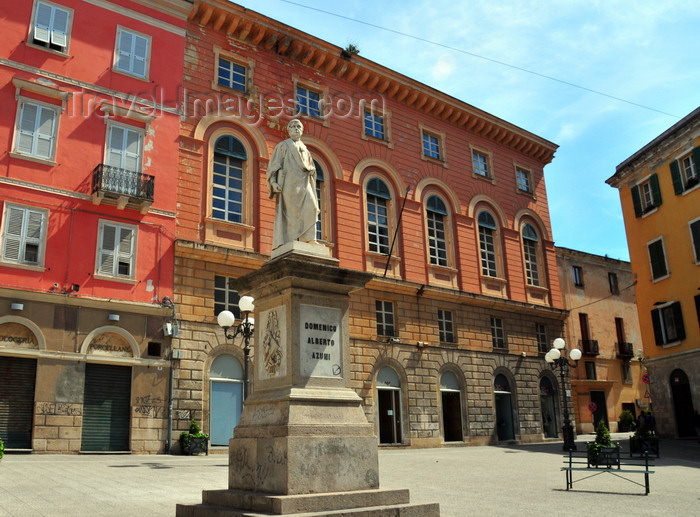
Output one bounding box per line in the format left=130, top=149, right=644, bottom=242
left=0, top=0, right=189, bottom=453
left=172, top=0, right=568, bottom=450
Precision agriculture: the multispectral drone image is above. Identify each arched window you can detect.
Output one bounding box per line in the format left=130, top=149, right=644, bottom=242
left=522, top=223, right=540, bottom=286
left=478, top=211, right=498, bottom=277
left=212, top=135, right=246, bottom=223
left=426, top=195, right=448, bottom=266
left=314, top=159, right=325, bottom=241
left=366, top=178, right=391, bottom=255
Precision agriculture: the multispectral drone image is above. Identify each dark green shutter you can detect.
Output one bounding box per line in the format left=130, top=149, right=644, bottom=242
left=648, top=240, right=667, bottom=279
left=0, top=357, right=37, bottom=449
left=631, top=185, right=642, bottom=217
left=670, top=160, right=684, bottom=195
left=649, top=173, right=662, bottom=208
left=651, top=309, right=663, bottom=346
left=81, top=364, right=131, bottom=452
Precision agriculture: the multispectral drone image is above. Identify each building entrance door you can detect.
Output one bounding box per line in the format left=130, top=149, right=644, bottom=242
left=210, top=354, right=244, bottom=445
left=377, top=367, right=402, bottom=445
left=539, top=377, right=558, bottom=438
left=82, top=363, right=131, bottom=452
left=670, top=369, right=695, bottom=437
left=494, top=374, right=515, bottom=441
left=0, top=356, right=37, bottom=449
left=590, top=390, right=608, bottom=430
left=440, top=371, right=463, bottom=442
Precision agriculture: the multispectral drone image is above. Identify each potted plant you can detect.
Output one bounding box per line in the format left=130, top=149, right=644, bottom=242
left=179, top=418, right=209, bottom=455
left=587, top=420, right=619, bottom=467
left=617, top=410, right=635, bottom=433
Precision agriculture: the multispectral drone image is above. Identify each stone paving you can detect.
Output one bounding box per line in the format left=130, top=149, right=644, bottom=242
left=0, top=434, right=698, bottom=516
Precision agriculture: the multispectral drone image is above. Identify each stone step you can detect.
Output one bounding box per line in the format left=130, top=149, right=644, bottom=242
left=176, top=501, right=440, bottom=517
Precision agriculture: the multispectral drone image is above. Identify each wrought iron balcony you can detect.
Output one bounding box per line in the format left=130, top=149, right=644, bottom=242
left=616, top=341, right=634, bottom=359
left=92, top=164, right=154, bottom=213
left=579, top=339, right=599, bottom=356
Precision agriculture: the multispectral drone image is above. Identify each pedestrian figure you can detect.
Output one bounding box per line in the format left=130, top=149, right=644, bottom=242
left=645, top=411, right=656, bottom=435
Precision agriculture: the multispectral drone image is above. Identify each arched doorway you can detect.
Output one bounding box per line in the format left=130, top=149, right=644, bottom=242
left=670, top=369, right=695, bottom=437
left=210, top=354, right=244, bottom=446
left=440, top=371, right=463, bottom=442
left=377, top=367, right=402, bottom=445
left=494, top=373, right=515, bottom=441
left=539, top=377, right=557, bottom=438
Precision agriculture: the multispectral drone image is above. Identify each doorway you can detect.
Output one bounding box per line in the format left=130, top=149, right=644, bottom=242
left=539, top=377, right=557, bottom=438
left=377, top=367, right=402, bottom=445
left=210, top=355, right=244, bottom=446
left=82, top=363, right=131, bottom=452
left=440, top=371, right=463, bottom=442
left=494, top=374, right=515, bottom=441
left=670, top=369, right=695, bottom=437
left=590, top=390, right=608, bottom=430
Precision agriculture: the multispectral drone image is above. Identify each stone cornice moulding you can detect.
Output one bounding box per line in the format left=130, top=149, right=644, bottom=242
left=189, top=0, right=558, bottom=165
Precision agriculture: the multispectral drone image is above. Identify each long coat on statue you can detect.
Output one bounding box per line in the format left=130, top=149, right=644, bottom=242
left=266, top=137, right=319, bottom=249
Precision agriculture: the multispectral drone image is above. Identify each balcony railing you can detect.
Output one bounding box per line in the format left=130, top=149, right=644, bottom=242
left=616, top=341, right=634, bottom=359
left=579, top=339, right=599, bottom=356
left=92, top=164, right=154, bottom=213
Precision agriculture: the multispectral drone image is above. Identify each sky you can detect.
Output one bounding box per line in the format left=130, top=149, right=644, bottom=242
left=238, top=0, right=700, bottom=261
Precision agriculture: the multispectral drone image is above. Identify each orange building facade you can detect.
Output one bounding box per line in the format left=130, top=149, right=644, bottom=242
left=556, top=248, right=645, bottom=434
left=171, top=0, right=570, bottom=450
left=607, top=107, right=700, bottom=438
left=0, top=0, right=189, bottom=453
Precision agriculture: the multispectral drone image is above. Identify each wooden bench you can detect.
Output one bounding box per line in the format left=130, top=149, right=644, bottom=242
left=561, top=447, right=655, bottom=495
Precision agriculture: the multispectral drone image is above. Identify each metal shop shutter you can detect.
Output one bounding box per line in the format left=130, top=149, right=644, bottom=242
left=0, top=356, right=37, bottom=449
left=81, top=363, right=131, bottom=452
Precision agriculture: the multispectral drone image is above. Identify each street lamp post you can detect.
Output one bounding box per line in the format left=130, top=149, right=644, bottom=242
left=216, top=296, right=255, bottom=400
left=545, top=337, right=582, bottom=451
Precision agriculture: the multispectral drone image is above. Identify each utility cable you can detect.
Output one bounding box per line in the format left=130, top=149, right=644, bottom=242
left=276, top=0, right=681, bottom=119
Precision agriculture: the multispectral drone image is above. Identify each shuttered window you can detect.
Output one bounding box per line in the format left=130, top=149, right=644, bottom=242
left=106, top=124, right=143, bottom=173
left=1, top=204, right=47, bottom=266
left=15, top=100, right=58, bottom=160
left=647, top=237, right=668, bottom=280
left=97, top=221, right=136, bottom=278
left=115, top=28, right=150, bottom=79
left=32, top=1, right=70, bottom=52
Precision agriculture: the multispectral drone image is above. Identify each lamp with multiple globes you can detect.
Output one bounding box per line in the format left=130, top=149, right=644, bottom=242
left=545, top=337, right=582, bottom=451
left=217, top=295, right=255, bottom=399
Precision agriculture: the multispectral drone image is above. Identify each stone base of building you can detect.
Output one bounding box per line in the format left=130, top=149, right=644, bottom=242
left=176, top=488, right=439, bottom=516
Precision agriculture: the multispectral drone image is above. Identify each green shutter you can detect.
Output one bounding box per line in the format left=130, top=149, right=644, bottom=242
left=631, top=185, right=642, bottom=217
left=650, top=309, right=663, bottom=346
left=648, top=240, right=667, bottom=279
left=670, top=160, right=684, bottom=194
left=649, top=173, right=662, bottom=208
left=693, top=147, right=700, bottom=177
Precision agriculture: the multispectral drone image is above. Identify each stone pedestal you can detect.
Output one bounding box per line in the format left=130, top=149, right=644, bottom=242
left=176, top=250, right=439, bottom=516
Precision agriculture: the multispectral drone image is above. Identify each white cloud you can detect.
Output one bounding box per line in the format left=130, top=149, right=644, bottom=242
left=431, top=53, right=457, bottom=81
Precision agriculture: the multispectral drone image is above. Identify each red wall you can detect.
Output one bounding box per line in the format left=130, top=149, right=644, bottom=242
left=0, top=0, right=185, bottom=302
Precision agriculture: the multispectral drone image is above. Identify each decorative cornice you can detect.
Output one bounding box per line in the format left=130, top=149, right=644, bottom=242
left=189, top=0, right=558, bottom=165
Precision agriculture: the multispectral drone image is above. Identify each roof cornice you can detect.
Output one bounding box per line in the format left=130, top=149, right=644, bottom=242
left=189, top=0, right=558, bottom=165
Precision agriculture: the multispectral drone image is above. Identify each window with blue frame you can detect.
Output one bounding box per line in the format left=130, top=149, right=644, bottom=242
left=217, top=57, right=246, bottom=92
left=296, top=86, right=321, bottom=117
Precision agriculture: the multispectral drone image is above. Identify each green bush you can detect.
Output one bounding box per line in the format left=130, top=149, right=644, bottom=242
left=587, top=421, right=618, bottom=466
left=0, top=437, right=4, bottom=460
left=179, top=418, right=209, bottom=454
left=618, top=410, right=636, bottom=432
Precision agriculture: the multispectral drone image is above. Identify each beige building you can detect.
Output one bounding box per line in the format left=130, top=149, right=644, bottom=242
left=556, top=248, right=645, bottom=434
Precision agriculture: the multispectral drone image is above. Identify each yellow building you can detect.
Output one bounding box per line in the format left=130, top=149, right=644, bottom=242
left=556, top=248, right=645, bottom=434
left=607, top=107, right=700, bottom=438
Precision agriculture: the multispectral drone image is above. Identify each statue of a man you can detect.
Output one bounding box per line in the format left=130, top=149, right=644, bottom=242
left=267, top=119, right=319, bottom=249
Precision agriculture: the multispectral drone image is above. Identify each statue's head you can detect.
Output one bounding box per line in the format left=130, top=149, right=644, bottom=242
left=287, top=118, right=304, bottom=140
